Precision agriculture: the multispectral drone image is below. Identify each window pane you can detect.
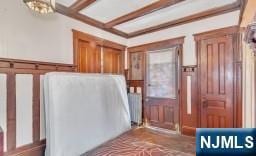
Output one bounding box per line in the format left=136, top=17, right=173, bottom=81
left=147, top=48, right=177, bottom=99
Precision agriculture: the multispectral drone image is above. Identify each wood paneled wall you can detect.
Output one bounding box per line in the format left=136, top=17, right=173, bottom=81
left=180, top=66, right=198, bottom=136
left=0, top=58, right=76, bottom=156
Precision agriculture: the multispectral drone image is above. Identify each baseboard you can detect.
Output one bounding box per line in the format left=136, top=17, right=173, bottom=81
left=4, top=140, right=45, bottom=156
left=181, top=126, right=196, bottom=136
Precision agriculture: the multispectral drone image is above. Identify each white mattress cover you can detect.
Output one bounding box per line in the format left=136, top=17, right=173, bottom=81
left=44, top=72, right=131, bottom=156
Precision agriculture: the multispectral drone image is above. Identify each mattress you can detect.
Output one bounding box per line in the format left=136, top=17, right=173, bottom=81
left=44, top=72, right=131, bottom=156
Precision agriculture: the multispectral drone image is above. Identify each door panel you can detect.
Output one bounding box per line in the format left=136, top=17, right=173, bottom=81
left=103, top=47, right=122, bottom=74
left=79, top=41, right=101, bottom=73
left=145, top=48, right=178, bottom=130
left=200, top=36, right=234, bottom=128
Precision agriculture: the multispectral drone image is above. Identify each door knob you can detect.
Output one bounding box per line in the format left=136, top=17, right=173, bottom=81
left=202, top=99, right=208, bottom=108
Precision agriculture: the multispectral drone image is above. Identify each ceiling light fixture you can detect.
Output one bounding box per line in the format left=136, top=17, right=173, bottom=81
left=23, top=0, right=55, bottom=14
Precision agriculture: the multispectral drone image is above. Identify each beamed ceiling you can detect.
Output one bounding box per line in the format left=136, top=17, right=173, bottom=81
left=55, top=0, right=246, bottom=38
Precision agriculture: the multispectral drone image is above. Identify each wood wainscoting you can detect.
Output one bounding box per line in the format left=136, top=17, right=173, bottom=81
left=0, top=58, right=76, bottom=156
left=180, top=66, right=198, bottom=136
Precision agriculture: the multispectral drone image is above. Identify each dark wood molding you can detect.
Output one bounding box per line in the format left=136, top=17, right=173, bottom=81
left=0, top=58, right=76, bottom=73
left=233, top=33, right=243, bottom=128
left=105, top=0, right=185, bottom=28
left=194, top=26, right=239, bottom=41
left=7, top=73, right=16, bottom=151
left=70, top=0, right=97, bottom=12
left=234, top=62, right=242, bottom=128
left=56, top=3, right=129, bottom=38
left=181, top=126, right=196, bottom=136
left=180, top=66, right=198, bottom=136
left=32, top=74, right=41, bottom=143
left=72, top=29, right=126, bottom=50
left=127, top=0, right=241, bottom=38
left=128, top=36, right=185, bottom=52
left=0, top=127, right=3, bottom=156
left=56, top=0, right=243, bottom=38
left=4, top=140, right=45, bottom=156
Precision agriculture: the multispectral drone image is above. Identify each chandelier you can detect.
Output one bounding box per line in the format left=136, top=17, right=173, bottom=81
left=23, top=0, right=55, bottom=14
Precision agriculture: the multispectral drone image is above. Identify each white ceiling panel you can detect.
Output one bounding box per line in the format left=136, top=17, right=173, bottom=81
left=56, top=0, right=77, bottom=7
left=114, top=0, right=238, bottom=33
left=79, top=0, right=158, bottom=23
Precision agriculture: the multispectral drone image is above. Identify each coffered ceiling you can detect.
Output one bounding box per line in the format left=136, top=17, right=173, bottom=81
left=55, top=0, right=246, bottom=38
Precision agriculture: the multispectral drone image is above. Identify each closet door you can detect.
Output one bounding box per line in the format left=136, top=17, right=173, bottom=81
left=78, top=41, right=101, bottom=73
left=103, top=47, right=122, bottom=74
left=199, top=35, right=234, bottom=128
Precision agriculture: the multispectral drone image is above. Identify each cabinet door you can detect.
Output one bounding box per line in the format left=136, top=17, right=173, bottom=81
left=103, top=47, right=123, bottom=74
left=78, top=41, right=101, bottom=73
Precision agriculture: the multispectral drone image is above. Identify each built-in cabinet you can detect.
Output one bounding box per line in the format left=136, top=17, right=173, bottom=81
left=103, top=47, right=123, bottom=74
left=73, top=30, right=125, bottom=74
left=78, top=41, right=101, bottom=73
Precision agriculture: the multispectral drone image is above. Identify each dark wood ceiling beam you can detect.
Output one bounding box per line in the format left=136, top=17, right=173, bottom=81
left=69, top=0, right=97, bottom=12
left=105, top=0, right=185, bottom=28
left=127, top=0, right=242, bottom=38
left=56, top=3, right=129, bottom=38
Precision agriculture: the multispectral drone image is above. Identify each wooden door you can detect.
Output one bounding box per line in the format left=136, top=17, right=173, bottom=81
left=145, top=48, right=179, bottom=130
left=200, top=36, right=234, bottom=128
left=103, top=47, right=122, bottom=74
left=78, top=41, right=101, bottom=73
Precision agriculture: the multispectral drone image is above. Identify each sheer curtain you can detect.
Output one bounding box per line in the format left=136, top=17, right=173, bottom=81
left=242, top=39, right=256, bottom=128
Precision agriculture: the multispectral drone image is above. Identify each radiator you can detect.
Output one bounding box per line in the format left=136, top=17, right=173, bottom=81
left=128, top=93, right=142, bottom=125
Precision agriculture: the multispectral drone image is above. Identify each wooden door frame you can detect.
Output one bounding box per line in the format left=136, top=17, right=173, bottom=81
left=128, top=37, right=185, bottom=131
left=194, top=26, right=243, bottom=128
left=144, top=46, right=182, bottom=130
left=72, top=29, right=126, bottom=73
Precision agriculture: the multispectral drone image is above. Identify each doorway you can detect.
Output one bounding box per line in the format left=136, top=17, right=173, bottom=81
left=145, top=47, right=180, bottom=131
left=199, top=35, right=234, bottom=128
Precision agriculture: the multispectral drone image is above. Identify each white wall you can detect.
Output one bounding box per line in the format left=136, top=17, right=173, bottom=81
left=0, top=0, right=240, bottom=66
left=127, top=11, right=240, bottom=66
left=0, top=0, right=127, bottom=64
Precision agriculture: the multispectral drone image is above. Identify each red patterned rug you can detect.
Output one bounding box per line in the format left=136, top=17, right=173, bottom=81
left=83, top=128, right=195, bottom=156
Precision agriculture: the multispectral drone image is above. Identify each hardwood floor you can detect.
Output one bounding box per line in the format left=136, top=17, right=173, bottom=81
left=84, top=127, right=196, bottom=156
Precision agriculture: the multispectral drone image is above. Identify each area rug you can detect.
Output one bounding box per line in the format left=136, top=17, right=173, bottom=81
left=83, top=128, right=194, bottom=156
